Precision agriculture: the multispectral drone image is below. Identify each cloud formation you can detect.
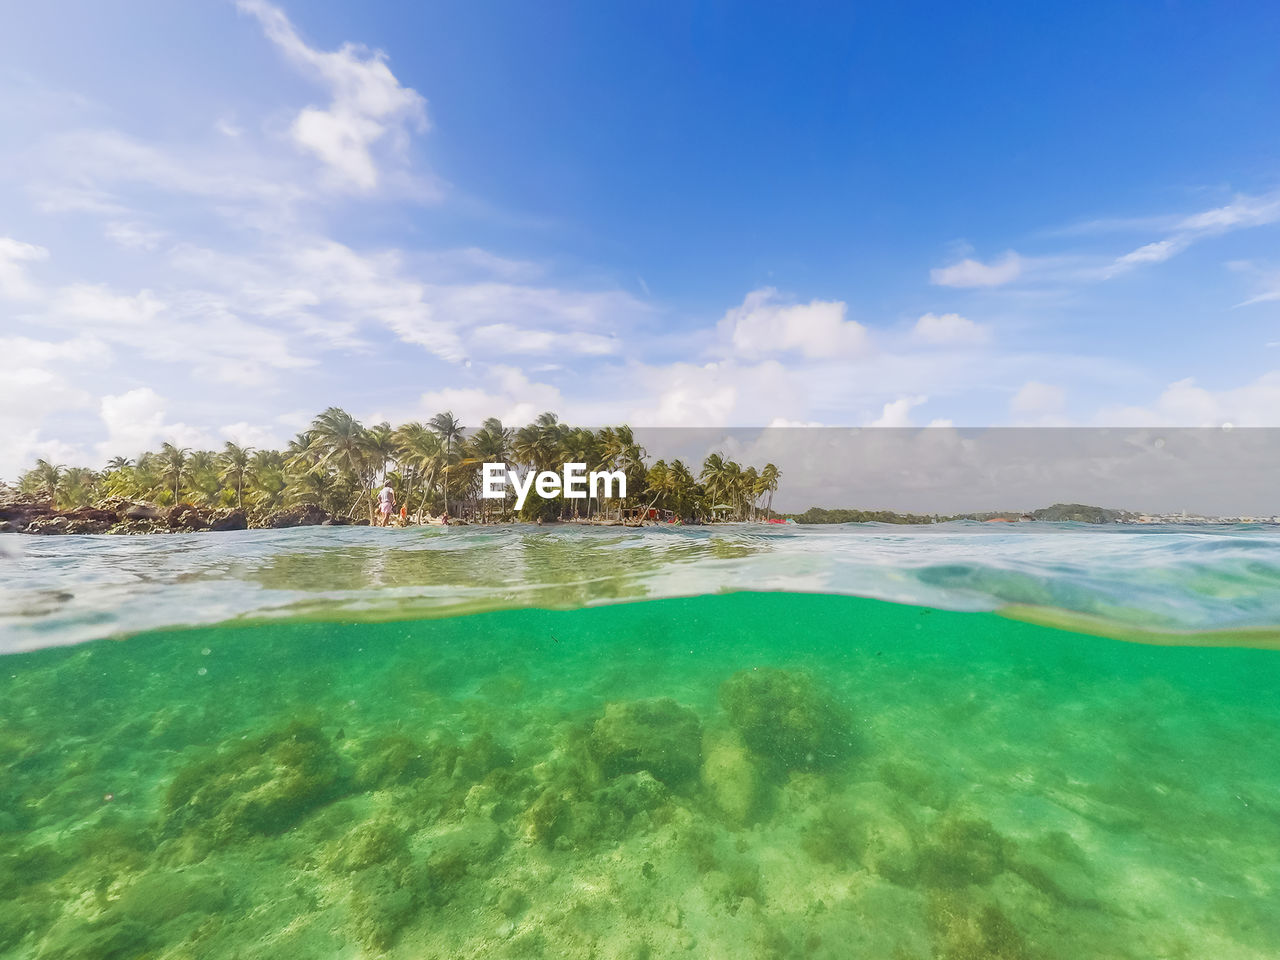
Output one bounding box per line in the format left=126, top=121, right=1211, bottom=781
left=719, top=288, right=868, bottom=360
left=238, top=0, right=427, bottom=191
left=930, top=252, right=1022, bottom=288
left=911, top=312, right=989, bottom=345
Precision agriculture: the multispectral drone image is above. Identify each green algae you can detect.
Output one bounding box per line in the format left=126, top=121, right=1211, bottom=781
left=720, top=666, right=852, bottom=774
left=2, top=591, right=1280, bottom=958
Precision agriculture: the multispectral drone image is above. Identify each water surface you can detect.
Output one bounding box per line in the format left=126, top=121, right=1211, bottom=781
left=2, top=524, right=1279, bottom=958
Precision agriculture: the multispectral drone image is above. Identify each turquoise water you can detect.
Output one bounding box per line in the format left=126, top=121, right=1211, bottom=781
left=3, top=524, right=1280, bottom=958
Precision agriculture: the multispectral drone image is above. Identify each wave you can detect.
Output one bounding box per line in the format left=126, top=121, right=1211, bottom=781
left=3, top=521, right=1280, bottom=653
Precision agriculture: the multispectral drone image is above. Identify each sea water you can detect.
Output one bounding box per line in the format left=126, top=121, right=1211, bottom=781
left=2, top=523, right=1280, bottom=958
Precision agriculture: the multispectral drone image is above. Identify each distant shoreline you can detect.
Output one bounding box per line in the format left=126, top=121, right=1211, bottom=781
left=3, top=494, right=1274, bottom=536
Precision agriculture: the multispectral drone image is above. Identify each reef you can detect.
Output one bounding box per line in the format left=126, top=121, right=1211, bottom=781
left=719, top=667, right=852, bottom=773
left=163, top=721, right=350, bottom=848
left=588, top=697, right=702, bottom=786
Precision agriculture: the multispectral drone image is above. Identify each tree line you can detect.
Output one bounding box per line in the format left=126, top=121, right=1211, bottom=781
left=14, top=408, right=781, bottom=523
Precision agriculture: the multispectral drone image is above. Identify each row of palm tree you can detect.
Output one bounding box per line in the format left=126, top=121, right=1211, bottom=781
left=15, top=408, right=781, bottom=523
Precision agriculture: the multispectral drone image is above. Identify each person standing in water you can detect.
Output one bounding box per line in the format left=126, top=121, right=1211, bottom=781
left=376, top=481, right=396, bottom=527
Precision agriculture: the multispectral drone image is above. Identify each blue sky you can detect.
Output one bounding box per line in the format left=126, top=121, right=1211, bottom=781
left=1, top=0, right=1278, bottom=477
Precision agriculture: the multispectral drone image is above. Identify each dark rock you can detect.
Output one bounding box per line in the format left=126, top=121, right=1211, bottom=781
left=0, top=497, right=53, bottom=526
left=66, top=506, right=119, bottom=524
left=28, top=516, right=69, bottom=535
left=261, top=504, right=332, bottom=528
left=65, top=518, right=112, bottom=534
left=123, top=502, right=162, bottom=520
left=209, top=509, right=248, bottom=532
left=168, top=503, right=211, bottom=531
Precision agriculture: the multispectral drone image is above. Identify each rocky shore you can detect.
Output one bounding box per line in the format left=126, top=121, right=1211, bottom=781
left=0, top=494, right=362, bottom=535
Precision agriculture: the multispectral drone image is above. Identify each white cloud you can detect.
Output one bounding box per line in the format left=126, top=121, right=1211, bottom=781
left=0, top=364, right=93, bottom=481
left=238, top=0, right=427, bottom=192
left=1011, top=381, right=1066, bottom=416
left=930, top=252, right=1022, bottom=288
left=911, top=311, right=989, bottom=345
left=869, top=395, right=927, bottom=427
left=0, top=237, right=49, bottom=300
left=413, top=364, right=565, bottom=427
left=1098, top=373, right=1280, bottom=427
left=1103, top=191, right=1280, bottom=279
left=51, top=285, right=165, bottom=326
left=104, top=221, right=165, bottom=251
left=219, top=421, right=285, bottom=450
left=719, top=288, right=868, bottom=360
left=470, top=323, right=617, bottom=356
left=1228, top=260, right=1280, bottom=307
left=97, top=387, right=213, bottom=460
left=1178, top=191, right=1280, bottom=232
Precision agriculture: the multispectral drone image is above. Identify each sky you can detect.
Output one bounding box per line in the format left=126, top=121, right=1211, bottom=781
left=1, top=0, right=1279, bottom=479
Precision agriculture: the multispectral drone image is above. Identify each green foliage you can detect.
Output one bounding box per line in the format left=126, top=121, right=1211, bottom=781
left=9, top=407, right=783, bottom=524
left=1030, top=502, right=1127, bottom=523
left=790, top=506, right=938, bottom=524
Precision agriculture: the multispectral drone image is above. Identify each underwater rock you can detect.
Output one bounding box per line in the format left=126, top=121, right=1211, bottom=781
left=720, top=667, right=851, bottom=772
left=589, top=697, right=702, bottom=786
left=109, top=869, right=229, bottom=926
left=925, top=891, right=1031, bottom=960
left=326, top=817, right=409, bottom=874
left=700, top=729, right=760, bottom=827
left=429, top=816, right=505, bottom=871
left=354, top=734, right=435, bottom=790
left=497, top=886, right=528, bottom=918
left=802, top=781, right=918, bottom=884
left=0, top=899, right=38, bottom=953
left=419, top=817, right=506, bottom=903
left=920, top=817, right=1010, bottom=888
left=595, top=769, right=668, bottom=818
left=453, top=731, right=515, bottom=783
left=347, top=863, right=416, bottom=951
left=34, top=915, right=153, bottom=960
left=164, top=721, right=349, bottom=842
left=520, top=787, right=570, bottom=846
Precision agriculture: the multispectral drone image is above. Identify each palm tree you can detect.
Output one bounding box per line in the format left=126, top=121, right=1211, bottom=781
left=429, top=411, right=464, bottom=515
left=158, top=443, right=189, bottom=503
left=23, top=459, right=64, bottom=500
left=57, top=467, right=99, bottom=509
left=219, top=442, right=253, bottom=509
left=467, top=419, right=513, bottom=519
left=363, top=422, right=397, bottom=482
left=759, top=463, right=781, bottom=517
left=12, top=407, right=782, bottom=526
left=310, top=407, right=373, bottom=517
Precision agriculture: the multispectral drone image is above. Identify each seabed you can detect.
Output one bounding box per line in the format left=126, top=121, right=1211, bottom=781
left=3, top=592, right=1280, bottom=959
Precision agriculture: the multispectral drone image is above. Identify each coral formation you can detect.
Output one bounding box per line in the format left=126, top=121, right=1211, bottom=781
left=164, top=721, right=349, bottom=845
left=700, top=729, right=761, bottom=827
left=589, top=697, right=702, bottom=786
left=720, top=667, right=852, bottom=772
